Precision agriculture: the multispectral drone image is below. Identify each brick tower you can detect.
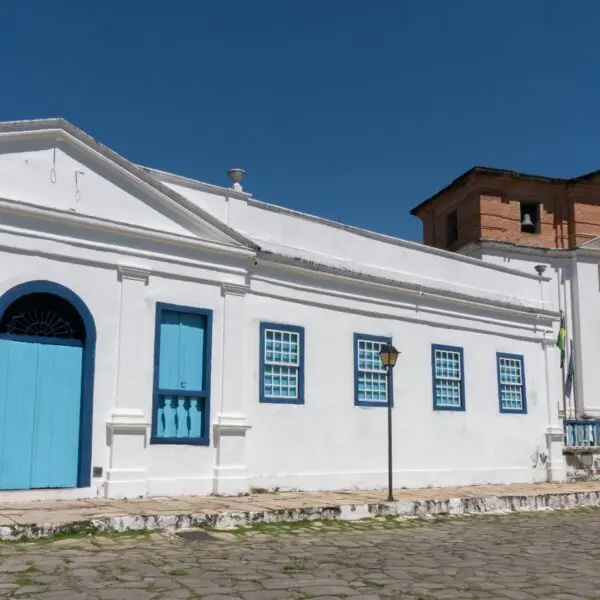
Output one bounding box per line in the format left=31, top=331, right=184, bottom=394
left=411, top=166, right=600, bottom=252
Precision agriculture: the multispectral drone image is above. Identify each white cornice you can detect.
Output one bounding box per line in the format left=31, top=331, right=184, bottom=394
left=244, top=201, right=546, bottom=282
left=0, top=224, right=250, bottom=280
left=251, top=273, right=554, bottom=335
left=251, top=279, right=551, bottom=344
left=257, top=252, right=557, bottom=322
left=462, top=240, right=600, bottom=263
left=0, top=196, right=256, bottom=259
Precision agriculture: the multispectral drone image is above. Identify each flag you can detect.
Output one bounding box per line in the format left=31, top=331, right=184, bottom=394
left=566, top=340, right=575, bottom=399
left=556, top=313, right=566, bottom=369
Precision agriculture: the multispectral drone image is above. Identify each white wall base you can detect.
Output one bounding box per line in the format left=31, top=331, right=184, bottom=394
left=249, top=466, right=547, bottom=493
left=546, top=426, right=567, bottom=483
left=212, top=414, right=251, bottom=496
left=0, top=486, right=99, bottom=503
left=212, top=466, right=250, bottom=496
left=146, top=476, right=213, bottom=497
left=104, top=468, right=148, bottom=499
left=105, top=409, right=150, bottom=499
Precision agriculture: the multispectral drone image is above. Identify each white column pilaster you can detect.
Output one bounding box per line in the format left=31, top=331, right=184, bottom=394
left=212, top=282, right=251, bottom=495
left=543, top=334, right=566, bottom=482
left=105, top=266, right=151, bottom=498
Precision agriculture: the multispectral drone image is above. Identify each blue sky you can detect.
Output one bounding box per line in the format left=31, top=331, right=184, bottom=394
left=1, top=1, right=599, bottom=241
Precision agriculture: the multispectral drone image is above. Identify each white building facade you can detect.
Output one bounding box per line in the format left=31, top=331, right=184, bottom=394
left=0, top=120, right=565, bottom=500
left=463, top=240, right=600, bottom=434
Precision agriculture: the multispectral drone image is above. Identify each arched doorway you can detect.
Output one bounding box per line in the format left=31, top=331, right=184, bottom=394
left=0, top=281, right=96, bottom=490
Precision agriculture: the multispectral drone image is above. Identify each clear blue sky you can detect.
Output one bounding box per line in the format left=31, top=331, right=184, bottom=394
left=1, top=1, right=599, bottom=241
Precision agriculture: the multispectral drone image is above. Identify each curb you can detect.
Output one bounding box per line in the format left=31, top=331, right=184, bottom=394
left=2, top=490, right=600, bottom=540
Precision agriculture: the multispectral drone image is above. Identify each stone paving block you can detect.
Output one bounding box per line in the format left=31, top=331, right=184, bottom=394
left=2, top=509, right=600, bottom=597
left=240, top=592, right=291, bottom=600
left=36, top=593, right=89, bottom=600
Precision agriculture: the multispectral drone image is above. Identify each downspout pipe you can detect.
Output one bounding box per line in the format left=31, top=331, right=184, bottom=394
left=570, top=255, right=583, bottom=417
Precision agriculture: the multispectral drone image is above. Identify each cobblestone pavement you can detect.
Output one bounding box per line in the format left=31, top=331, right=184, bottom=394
left=2, top=509, right=600, bottom=599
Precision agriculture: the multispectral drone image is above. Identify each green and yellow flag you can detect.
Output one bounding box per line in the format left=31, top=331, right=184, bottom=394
left=556, top=313, right=566, bottom=369
left=566, top=340, right=575, bottom=398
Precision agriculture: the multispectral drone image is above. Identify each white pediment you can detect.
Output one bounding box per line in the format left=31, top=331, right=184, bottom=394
left=0, top=121, right=255, bottom=251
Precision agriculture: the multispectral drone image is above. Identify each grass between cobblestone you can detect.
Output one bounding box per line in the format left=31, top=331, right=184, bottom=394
left=206, top=509, right=552, bottom=538
left=3, top=505, right=600, bottom=545
left=0, top=526, right=152, bottom=545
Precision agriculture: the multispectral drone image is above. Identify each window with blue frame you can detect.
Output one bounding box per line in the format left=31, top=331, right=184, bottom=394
left=497, top=353, right=527, bottom=413
left=151, top=303, right=212, bottom=445
left=259, top=323, right=304, bottom=404
left=431, top=344, right=465, bottom=411
left=354, top=334, right=392, bottom=407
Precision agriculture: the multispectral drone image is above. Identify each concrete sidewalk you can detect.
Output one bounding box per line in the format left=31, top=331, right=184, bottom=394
left=2, top=481, right=600, bottom=540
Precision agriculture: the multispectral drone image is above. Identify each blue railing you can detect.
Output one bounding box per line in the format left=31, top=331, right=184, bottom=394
left=564, top=420, right=600, bottom=447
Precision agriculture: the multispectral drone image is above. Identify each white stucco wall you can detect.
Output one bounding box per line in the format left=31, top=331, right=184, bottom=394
left=570, top=258, right=600, bottom=417
left=0, top=235, right=557, bottom=500
left=245, top=287, right=551, bottom=491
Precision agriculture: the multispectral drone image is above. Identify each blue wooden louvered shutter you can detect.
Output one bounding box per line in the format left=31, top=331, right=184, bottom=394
left=152, top=305, right=212, bottom=445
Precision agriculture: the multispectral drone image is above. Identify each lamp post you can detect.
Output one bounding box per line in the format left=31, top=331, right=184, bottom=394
left=379, top=343, right=400, bottom=502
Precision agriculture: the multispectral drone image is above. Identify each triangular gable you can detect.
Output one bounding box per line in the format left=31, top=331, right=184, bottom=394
left=0, top=119, right=258, bottom=252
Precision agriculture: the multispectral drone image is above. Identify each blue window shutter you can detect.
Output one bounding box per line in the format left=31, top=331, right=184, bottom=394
left=158, top=310, right=180, bottom=391
left=152, top=304, right=213, bottom=445
left=178, top=312, right=206, bottom=392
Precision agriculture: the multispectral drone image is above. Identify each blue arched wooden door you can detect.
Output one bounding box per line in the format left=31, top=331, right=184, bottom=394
left=0, top=292, right=86, bottom=489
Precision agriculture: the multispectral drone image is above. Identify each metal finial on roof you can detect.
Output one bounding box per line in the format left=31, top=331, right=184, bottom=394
left=227, top=168, right=246, bottom=192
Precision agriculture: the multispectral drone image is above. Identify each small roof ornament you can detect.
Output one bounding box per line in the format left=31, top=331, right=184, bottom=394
left=227, top=168, right=246, bottom=192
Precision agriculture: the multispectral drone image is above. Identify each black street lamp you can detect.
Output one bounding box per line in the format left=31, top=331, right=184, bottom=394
left=379, top=343, right=400, bottom=502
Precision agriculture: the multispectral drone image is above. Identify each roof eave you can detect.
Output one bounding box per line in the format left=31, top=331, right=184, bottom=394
left=410, top=166, right=568, bottom=217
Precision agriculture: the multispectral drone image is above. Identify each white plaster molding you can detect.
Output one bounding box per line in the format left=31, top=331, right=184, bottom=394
left=541, top=335, right=558, bottom=348
left=117, top=265, right=150, bottom=284
left=106, top=408, right=150, bottom=432
left=214, top=413, right=251, bottom=427
left=213, top=414, right=251, bottom=437
left=0, top=196, right=256, bottom=258
left=212, top=428, right=250, bottom=491
left=0, top=223, right=249, bottom=279
left=220, top=282, right=250, bottom=297
left=463, top=239, right=600, bottom=262
left=257, top=255, right=557, bottom=321
left=546, top=425, right=564, bottom=441
left=251, top=275, right=555, bottom=336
